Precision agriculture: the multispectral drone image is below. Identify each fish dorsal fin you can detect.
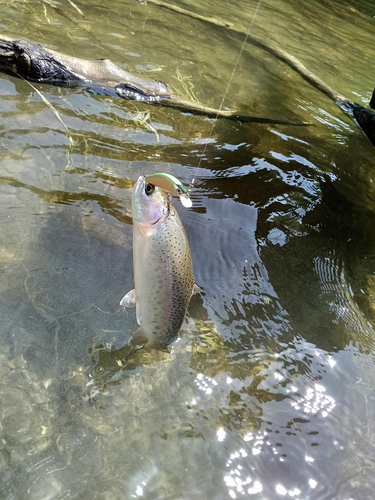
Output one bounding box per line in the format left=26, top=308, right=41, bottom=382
left=120, top=289, right=136, bottom=308
left=192, top=283, right=203, bottom=296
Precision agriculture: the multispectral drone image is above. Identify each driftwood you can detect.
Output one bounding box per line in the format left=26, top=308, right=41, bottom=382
left=0, top=36, right=308, bottom=126
left=146, top=0, right=375, bottom=147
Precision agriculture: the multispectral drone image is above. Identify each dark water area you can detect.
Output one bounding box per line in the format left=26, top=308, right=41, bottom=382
left=1, top=0, right=375, bottom=498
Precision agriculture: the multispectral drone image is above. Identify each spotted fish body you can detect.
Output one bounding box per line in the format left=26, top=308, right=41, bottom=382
left=121, top=175, right=195, bottom=346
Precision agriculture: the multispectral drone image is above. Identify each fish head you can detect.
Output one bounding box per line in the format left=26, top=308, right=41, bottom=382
left=132, top=175, right=168, bottom=225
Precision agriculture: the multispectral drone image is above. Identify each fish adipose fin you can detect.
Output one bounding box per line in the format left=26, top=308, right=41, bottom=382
left=120, top=289, right=136, bottom=308
left=192, top=283, right=203, bottom=296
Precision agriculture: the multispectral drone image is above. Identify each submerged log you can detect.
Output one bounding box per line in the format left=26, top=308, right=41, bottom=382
left=0, top=37, right=170, bottom=96
left=370, top=89, right=375, bottom=111
left=348, top=102, right=375, bottom=147
left=2, top=34, right=374, bottom=143
left=0, top=36, right=308, bottom=126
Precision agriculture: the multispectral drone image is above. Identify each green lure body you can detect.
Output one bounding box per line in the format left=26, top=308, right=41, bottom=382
left=146, top=173, right=188, bottom=195
left=146, top=173, right=192, bottom=208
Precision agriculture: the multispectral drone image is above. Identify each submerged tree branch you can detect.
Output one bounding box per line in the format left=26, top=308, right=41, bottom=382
left=145, top=0, right=375, bottom=146
left=146, top=0, right=345, bottom=102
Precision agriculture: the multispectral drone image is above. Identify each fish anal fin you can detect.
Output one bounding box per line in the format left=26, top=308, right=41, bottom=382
left=192, top=283, right=204, bottom=296
left=120, top=289, right=137, bottom=308
left=131, top=326, right=149, bottom=347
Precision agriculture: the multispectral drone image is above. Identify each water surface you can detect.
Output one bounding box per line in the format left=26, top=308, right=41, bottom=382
left=1, top=0, right=375, bottom=498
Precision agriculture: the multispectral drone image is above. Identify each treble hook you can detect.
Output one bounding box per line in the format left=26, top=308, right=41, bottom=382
left=167, top=193, right=171, bottom=215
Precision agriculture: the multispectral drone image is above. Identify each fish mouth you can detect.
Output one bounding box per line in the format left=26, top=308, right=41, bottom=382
left=151, top=215, right=162, bottom=225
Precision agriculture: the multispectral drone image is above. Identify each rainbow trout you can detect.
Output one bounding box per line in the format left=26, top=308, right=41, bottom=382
left=121, top=175, right=199, bottom=346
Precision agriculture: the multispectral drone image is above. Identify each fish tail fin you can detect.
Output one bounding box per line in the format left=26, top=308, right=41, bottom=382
left=150, top=341, right=171, bottom=353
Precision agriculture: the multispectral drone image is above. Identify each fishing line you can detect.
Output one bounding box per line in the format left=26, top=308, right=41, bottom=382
left=187, top=0, right=263, bottom=193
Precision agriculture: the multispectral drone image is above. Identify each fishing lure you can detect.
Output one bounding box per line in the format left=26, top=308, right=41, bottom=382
left=146, top=172, right=192, bottom=208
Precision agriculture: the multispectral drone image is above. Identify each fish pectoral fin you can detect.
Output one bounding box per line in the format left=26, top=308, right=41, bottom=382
left=192, top=283, right=204, bottom=296
left=136, top=300, right=142, bottom=325
left=120, top=289, right=142, bottom=324
left=120, top=289, right=137, bottom=308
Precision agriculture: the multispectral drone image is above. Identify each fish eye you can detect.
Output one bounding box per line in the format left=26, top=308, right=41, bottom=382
left=176, top=187, right=182, bottom=194
left=145, top=183, right=155, bottom=196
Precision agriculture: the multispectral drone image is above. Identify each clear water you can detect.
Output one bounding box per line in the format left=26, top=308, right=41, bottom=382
left=1, top=0, right=375, bottom=498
